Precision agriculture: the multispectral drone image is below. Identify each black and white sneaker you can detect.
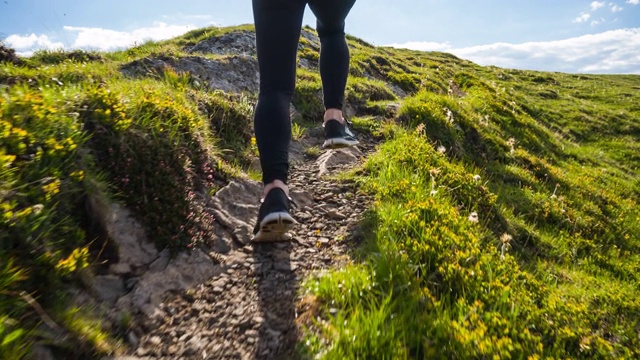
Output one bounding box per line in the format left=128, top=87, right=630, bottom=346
left=252, top=188, right=297, bottom=242
left=322, top=119, right=359, bottom=149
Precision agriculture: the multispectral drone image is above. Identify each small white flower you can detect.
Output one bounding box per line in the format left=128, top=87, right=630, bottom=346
left=550, top=184, right=560, bottom=199
left=480, top=114, right=490, bottom=126
left=473, top=174, right=481, bottom=182
left=437, top=145, right=447, bottom=154
left=506, top=137, right=516, bottom=154
left=500, top=233, right=512, bottom=244
left=430, top=189, right=438, bottom=197
left=32, top=204, right=44, bottom=215
left=444, top=107, right=454, bottom=123
left=468, top=212, right=479, bottom=223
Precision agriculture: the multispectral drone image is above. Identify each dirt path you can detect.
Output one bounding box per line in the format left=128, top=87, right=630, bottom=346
left=123, top=136, right=376, bottom=359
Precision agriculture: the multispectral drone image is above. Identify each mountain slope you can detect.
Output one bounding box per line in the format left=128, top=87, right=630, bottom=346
left=1, top=26, right=639, bottom=358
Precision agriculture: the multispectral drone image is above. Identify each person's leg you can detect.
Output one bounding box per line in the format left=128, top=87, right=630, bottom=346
left=251, top=0, right=305, bottom=241
left=252, top=0, right=306, bottom=197
left=308, top=0, right=356, bottom=124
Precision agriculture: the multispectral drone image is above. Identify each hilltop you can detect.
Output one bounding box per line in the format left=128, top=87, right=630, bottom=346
left=1, top=25, right=639, bottom=359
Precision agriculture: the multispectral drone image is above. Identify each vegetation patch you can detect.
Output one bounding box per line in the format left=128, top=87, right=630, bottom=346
left=81, top=83, right=221, bottom=250
left=301, top=46, right=640, bottom=359
left=1, top=41, right=232, bottom=357
left=193, top=90, right=255, bottom=163
left=292, top=75, right=324, bottom=122
left=1, top=80, right=113, bottom=357
left=303, top=127, right=640, bottom=358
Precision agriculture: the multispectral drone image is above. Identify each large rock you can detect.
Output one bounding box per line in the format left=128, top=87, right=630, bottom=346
left=0, top=44, right=23, bottom=65
left=299, top=29, right=320, bottom=51
left=187, top=30, right=257, bottom=56
left=115, top=248, right=222, bottom=317
left=186, top=28, right=320, bottom=57
left=121, top=55, right=259, bottom=93
left=206, top=180, right=262, bottom=245
left=316, top=147, right=363, bottom=177
left=102, top=202, right=157, bottom=271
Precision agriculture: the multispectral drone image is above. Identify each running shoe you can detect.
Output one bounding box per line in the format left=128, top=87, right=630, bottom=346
left=252, top=188, right=297, bottom=242
left=322, top=119, right=359, bottom=149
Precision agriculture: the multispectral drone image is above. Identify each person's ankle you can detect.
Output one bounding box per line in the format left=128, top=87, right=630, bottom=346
left=323, top=108, right=343, bottom=124
left=263, top=180, right=288, bottom=198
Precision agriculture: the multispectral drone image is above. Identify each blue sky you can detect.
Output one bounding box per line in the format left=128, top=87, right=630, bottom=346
left=2, top=0, right=639, bottom=74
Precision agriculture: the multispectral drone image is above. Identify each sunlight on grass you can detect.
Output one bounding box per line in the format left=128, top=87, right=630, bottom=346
left=303, top=61, right=640, bottom=357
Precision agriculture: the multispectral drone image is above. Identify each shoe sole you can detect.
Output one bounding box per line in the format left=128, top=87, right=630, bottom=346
left=322, top=138, right=359, bottom=149
left=251, top=212, right=296, bottom=243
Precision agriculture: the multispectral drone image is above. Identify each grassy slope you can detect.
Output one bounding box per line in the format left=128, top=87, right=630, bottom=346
left=301, top=43, right=640, bottom=359
left=1, top=26, right=639, bottom=358
left=0, top=31, right=252, bottom=357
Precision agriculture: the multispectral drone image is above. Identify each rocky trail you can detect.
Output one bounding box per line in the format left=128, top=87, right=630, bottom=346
left=66, top=28, right=399, bottom=360
left=107, top=131, right=378, bottom=360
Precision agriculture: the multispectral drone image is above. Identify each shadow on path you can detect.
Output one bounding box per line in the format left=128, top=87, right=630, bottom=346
left=252, top=242, right=299, bottom=359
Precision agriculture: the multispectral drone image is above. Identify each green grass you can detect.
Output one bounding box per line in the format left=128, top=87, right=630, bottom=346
left=299, top=46, right=640, bottom=358
left=303, top=126, right=639, bottom=358
left=292, top=122, right=307, bottom=141
left=304, top=146, right=321, bottom=159
left=1, top=42, right=229, bottom=358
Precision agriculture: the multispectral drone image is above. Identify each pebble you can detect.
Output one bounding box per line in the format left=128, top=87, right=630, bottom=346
left=127, top=331, right=139, bottom=347
left=311, top=223, right=325, bottom=230
left=148, top=335, right=162, bottom=346
left=327, top=209, right=346, bottom=220
left=135, top=347, right=149, bottom=356
left=232, top=306, right=245, bottom=316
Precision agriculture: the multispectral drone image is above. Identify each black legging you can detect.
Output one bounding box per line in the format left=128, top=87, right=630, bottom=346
left=252, top=0, right=356, bottom=185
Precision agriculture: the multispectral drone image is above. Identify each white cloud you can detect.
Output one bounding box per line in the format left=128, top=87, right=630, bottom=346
left=626, top=0, right=639, bottom=5
left=388, top=28, right=640, bottom=74
left=5, top=33, right=65, bottom=56
left=576, top=2, right=624, bottom=26
left=5, top=20, right=209, bottom=56
left=573, top=12, right=591, bottom=23
left=64, top=22, right=195, bottom=51
left=610, top=4, right=624, bottom=12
